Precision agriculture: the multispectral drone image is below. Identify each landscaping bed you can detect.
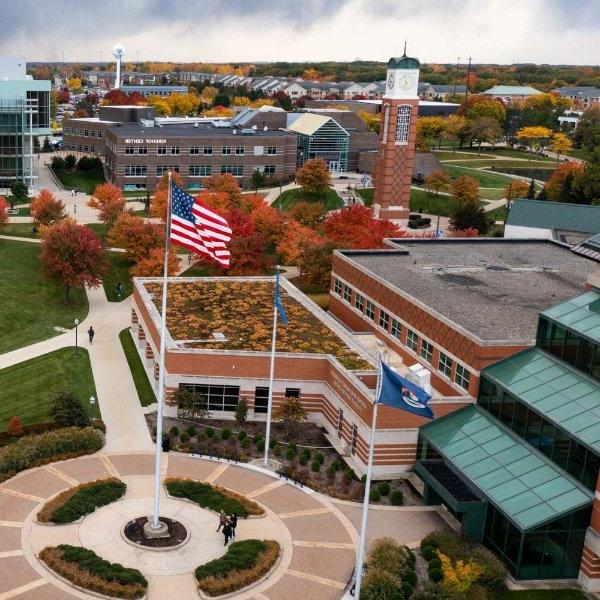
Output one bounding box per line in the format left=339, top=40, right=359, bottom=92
left=195, top=539, right=280, bottom=597
left=119, top=329, right=156, bottom=407
left=0, top=427, right=104, bottom=483
left=39, top=544, right=147, bottom=599
left=165, top=477, right=264, bottom=517
left=37, top=478, right=126, bottom=524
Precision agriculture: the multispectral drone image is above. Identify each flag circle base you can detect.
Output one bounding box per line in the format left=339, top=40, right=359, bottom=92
left=123, top=516, right=189, bottom=549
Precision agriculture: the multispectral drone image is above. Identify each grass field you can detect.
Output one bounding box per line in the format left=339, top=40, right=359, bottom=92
left=443, top=165, right=515, bottom=188
left=85, top=223, right=109, bottom=243
left=104, top=252, right=133, bottom=302
left=0, top=347, right=99, bottom=429
left=0, top=239, right=88, bottom=354
left=442, top=159, right=553, bottom=169
left=494, top=590, right=586, bottom=600
left=410, top=188, right=459, bottom=216
left=435, top=148, right=553, bottom=162
left=54, top=168, right=105, bottom=194
left=277, top=187, right=343, bottom=210
left=119, top=329, right=156, bottom=407
left=355, top=188, right=374, bottom=206
left=0, top=223, right=38, bottom=238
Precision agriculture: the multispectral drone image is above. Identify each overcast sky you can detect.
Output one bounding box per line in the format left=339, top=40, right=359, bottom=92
left=4, top=0, right=599, bottom=65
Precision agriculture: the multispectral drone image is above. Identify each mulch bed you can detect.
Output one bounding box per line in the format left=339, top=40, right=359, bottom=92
left=123, top=516, right=187, bottom=548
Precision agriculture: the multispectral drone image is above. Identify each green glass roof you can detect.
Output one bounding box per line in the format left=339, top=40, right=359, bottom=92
left=420, top=405, right=593, bottom=530
left=484, top=347, right=600, bottom=453
left=541, top=290, right=600, bottom=345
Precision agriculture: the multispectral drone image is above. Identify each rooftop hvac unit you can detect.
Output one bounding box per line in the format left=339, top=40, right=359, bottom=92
left=407, top=363, right=432, bottom=395
left=241, top=128, right=255, bottom=135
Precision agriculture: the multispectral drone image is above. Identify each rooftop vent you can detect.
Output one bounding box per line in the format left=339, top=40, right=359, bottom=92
left=241, top=128, right=255, bottom=135
left=232, top=129, right=237, bottom=134
left=194, top=122, right=199, bottom=127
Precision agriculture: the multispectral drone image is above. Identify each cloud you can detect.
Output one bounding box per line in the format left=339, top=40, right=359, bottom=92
left=0, top=0, right=598, bottom=64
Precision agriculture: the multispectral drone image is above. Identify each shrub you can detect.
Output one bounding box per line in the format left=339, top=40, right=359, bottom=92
left=428, top=558, right=442, bottom=571
left=205, top=427, right=214, bottom=438
left=401, top=580, right=414, bottom=597
left=369, top=488, right=381, bottom=502
left=301, top=447, right=311, bottom=460
left=422, top=546, right=437, bottom=561
left=253, top=433, right=262, bottom=444
left=241, top=438, right=251, bottom=449
left=429, top=568, right=443, bottom=583
left=170, top=425, right=179, bottom=437
left=367, top=537, right=410, bottom=578
left=6, top=416, right=24, bottom=437
left=195, top=539, right=280, bottom=596
left=326, top=466, right=336, bottom=480
left=421, top=531, right=470, bottom=560
left=38, top=478, right=126, bottom=524
left=285, top=447, right=296, bottom=461
left=256, top=439, right=265, bottom=452
left=40, top=545, right=147, bottom=599
left=238, top=430, right=247, bottom=442
left=310, top=460, right=321, bottom=473
left=269, top=437, right=278, bottom=450
left=360, top=568, right=402, bottom=600
left=221, top=428, right=232, bottom=440
left=180, top=432, right=190, bottom=443
left=378, top=481, right=391, bottom=496
left=412, top=583, right=453, bottom=600
left=298, top=454, right=308, bottom=466
left=186, top=425, right=197, bottom=437
left=403, top=568, right=418, bottom=587
left=273, top=445, right=282, bottom=457
left=0, top=427, right=104, bottom=480
left=361, top=474, right=367, bottom=484
left=152, top=425, right=157, bottom=438
left=212, top=432, right=221, bottom=443
left=287, top=442, right=297, bottom=452
left=166, top=477, right=264, bottom=517
left=390, top=490, right=404, bottom=506
left=470, top=546, right=508, bottom=594
left=50, top=391, right=90, bottom=428
left=342, top=469, right=353, bottom=485
left=331, top=458, right=340, bottom=471
left=405, top=546, right=416, bottom=565
left=314, top=452, right=325, bottom=464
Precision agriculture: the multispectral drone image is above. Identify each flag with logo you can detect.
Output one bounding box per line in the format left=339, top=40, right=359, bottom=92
left=274, top=271, right=287, bottom=325
left=378, top=362, right=434, bottom=419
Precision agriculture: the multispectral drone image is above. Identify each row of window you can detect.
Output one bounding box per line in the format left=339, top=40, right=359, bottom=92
left=64, top=143, right=100, bottom=154
left=333, top=277, right=471, bottom=392
left=123, top=145, right=278, bottom=156
left=64, top=127, right=103, bottom=138
left=122, top=165, right=276, bottom=177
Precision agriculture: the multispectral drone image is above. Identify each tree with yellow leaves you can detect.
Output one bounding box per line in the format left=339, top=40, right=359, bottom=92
left=516, top=126, right=553, bottom=157
left=67, top=77, right=83, bottom=93
left=200, top=86, right=218, bottom=105
left=146, top=92, right=200, bottom=117
left=417, top=116, right=446, bottom=149
left=504, top=179, right=529, bottom=201
left=443, top=114, right=468, bottom=152
left=302, top=68, right=322, bottom=81
left=359, top=111, right=380, bottom=134
left=439, top=551, right=482, bottom=595
left=232, top=96, right=251, bottom=106
left=550, top=132, right=573, bottom=162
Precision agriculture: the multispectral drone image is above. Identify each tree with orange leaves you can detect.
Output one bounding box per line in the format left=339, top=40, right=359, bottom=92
left=195, top=190, right=231, bottom=213
left=276, top=220, right=325, bottom=265
left=239, top=192, right=267, bottom=214
left=203, top=173, right=242, bottom=206
left=324, top=205, right=399, bottom=249
left=0, top=196, right=9, bottom=227
left=543, top=161, right=585, bottom=201
left=251, top=203, right=287, bottom=248
left=30, top=189, right=66, bottom=227
left=150, top=171, right=184, bottom=221
left=130, top=248, right=179, bottom=277
left=290, top=201, right=326, bottom=228
left=296, top=159, right=331, bottom=194
left=107, top=212, right=163, bottom=263
left=88, top=183, right=126, bottom=228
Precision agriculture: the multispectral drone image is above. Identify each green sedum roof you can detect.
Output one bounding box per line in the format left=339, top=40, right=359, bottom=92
left=541, top=290, right=600, bottom=345
left=484, top=347, right=600, bottom=454
left=420, top=405, right=593, bottom=530
left=506, top=199, right=600, bottom=234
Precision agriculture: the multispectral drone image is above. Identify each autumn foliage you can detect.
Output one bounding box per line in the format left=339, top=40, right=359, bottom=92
left=6, top=416, right=24, bottom=437
left=0, top=196, right=9, bottom=226
left=543, top=161, right=585, bottom=201
left=504, top=179, right=529, bottom=201
left=30, top=189, right=66, bottom=227
left=88, top=183, right=126, bottom=228
left=324, top=205, right=399, bottom=249
left=296, top=159, right=331, bottom=194
left=107, top=213, right=164, bottom=263
left=130, top=248, right=179, bottom=277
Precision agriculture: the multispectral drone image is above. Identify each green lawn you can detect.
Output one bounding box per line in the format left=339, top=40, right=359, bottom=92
left=410, top=188, right=460, bottom=216
left=180, top=263, right=213, bottom=277
left=0, top=239, right=88, bottom=353
left=277, top=187, right=343, bottom=210
left=435, top=148, right=553, bottom=162
left=53, top=168, right=105, bottom=194
left=494, top=590, right=586, bottom=600
left=104, top=252, right=133, bottom=302
left=569, top=148, right=589, bottom=161
left=443, top=165, right=515, bottom=188
left=119, top=329, right=156, bottom=407
left=443, top=159, right=553, bottom=169
left=0, top=347, right=99, bottom=429
left=479, top=188, right=506, bottom=200
left=356, top=188, right=374, bottom=206
left=0, top=223, right=38, bottom=238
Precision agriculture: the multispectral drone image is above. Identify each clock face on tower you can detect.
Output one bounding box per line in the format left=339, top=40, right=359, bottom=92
left=398, top=74, right=415, bottom=91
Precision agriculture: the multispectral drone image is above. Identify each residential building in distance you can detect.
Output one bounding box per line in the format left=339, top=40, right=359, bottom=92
left=0, top=56, right=50, bottom=189
left=505, top=199, right=600, bottom=245
left=553, top=86, right=600, bottom=110
left=419, top=83, right=467, bottom=101
left=482, top=85, right=543, bottom=103
left=121, top=84, right=188, bottom=97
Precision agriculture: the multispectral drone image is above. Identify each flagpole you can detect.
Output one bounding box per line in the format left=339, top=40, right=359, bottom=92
left=151, top=171, right=173, bottom=531
left=354, top=350, right=384, bottom=599
left=263, top=294, right=278, bottom=468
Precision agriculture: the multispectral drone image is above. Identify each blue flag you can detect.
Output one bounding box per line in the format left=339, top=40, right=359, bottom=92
left=378, top=363, right=434, bottom=419
left=274, top=271, right=287, bottom=325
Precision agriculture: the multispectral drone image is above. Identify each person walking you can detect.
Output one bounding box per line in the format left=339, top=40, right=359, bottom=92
left=223, top=520, right=232, bottom=546
left=88, top=326, right=95, bottom=345
left=229, top=513, right=237, bottom=539
left=216, top=509, right=227, bottom=532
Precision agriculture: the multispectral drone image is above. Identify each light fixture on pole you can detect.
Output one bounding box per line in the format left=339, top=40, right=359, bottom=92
left=74, top=318, right=79, bottom=355
left=89, top=395, right=96, bottom=420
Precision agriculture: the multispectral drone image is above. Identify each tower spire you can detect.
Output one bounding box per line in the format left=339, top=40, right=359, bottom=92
left=403, top=37, right=407, bottom=57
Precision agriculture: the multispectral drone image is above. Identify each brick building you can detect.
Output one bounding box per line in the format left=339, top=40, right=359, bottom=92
left=131, top=276, right=470, bottom=478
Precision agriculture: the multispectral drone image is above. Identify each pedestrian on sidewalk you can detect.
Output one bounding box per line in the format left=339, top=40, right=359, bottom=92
left=71, top=189, right=75, bottom=196
left=223, top=520, right=233, bottom=546
left=216, top=509, right=227, bottom=532
left=88, top=326, right=95, bottom=345
left=117, top=281, right=123, bottom=299
left=229, top=513, right=237, bottom=538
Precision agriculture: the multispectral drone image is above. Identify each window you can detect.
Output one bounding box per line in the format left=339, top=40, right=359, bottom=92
left=406, top=329, right=419, bottom=352
left=420, top=340, right=433, bottom=363
left=382, top=104, right=390, bottom=141
left=365, top=300, right=375, bottom=320
left=156, top=165, right=179, bottom=175
left=203, top=146, right=213, bottom=155
left=455, top=364, right=470, bottom=391
left=264, top=165, right=276, bottom=175
left=391, top=318, right=402, bottom=340
left=190, top=146, right=199, bottom=155
left=379, top=310, right=389, bottom=330
left=285, top=388, right=300, bottom=398
left=438, top=352, right=453, bottom=377
left=355, top=293, right=365, bottom=313
left=124, top=165, right=147, bottom=176
left=189, top=165, right=211, bottom=176
left=343, top=284, right=351, bottom=302
left=395, top=105, right=411, bottom=144
left=351, top=424, right=358, bottom=455
left=337, top=409, right=344, bottom=438
left=222, top=146, right=232, bottom=155
left=157, top=145, right=167, bottom=155
left=267, top=146, right=277, bottom=155
left=334, top=278, right=342, bottom=296
left=254, top=387, right=269, bottom=414
left=234, top=146, right=245, bottom=155
left=90, top=130, right=97, bottom=138
left=221, top=165, right=243, bottom=176
left=97, top=131, right=103, bottom=138
left=84, top=129, right=89, bottom=137
left=125, top=146, right=134, bottom=154
left=179, top=383, right=239, bottom=412
left=138, top=146, right=148, bottom=155
left=169, top=146, right=179, bottom=155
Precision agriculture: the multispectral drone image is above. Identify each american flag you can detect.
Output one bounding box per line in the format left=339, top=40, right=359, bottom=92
left=170, top=183, right=232, bottom=268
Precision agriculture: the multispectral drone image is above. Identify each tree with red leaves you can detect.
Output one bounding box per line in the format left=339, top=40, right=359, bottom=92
left=323, top=205, right=399, bottom=249
left=88, top=183, right=126, bottom=229
left=0, top=196, right=9, bottom=227
left=127, top=91, right=146, bottom=105
left=276, top=220, right=325, bottom=265
left=130, top=248, right=179, bottom=277
left=30, top=189, right=66, bottom=227
left=103, top=89, right=129, bottom=106
left=203, top=173, right=242, bottom=207
left=40, top=220, right=107, bottom=303
left=57, top=89, right=70, bottom=104
left=251, top=203, right=287, bottom=248
left=227, top=233, right=273, bottom=275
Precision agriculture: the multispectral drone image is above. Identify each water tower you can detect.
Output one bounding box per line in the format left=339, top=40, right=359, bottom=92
left=112, top=43, right=126, bottom=89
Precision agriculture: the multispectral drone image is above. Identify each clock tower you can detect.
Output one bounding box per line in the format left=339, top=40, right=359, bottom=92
left=373, top=51, right=420, bottom=223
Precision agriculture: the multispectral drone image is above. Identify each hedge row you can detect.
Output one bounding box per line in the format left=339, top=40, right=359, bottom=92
left=37, top=478, right=126, bottom=524
left=195, top=539, right=280, bottom=596
left=40, top=545, right=147, bottom=599
left=0, top=427, right=104, bottom=481
left=165, top=477, right=264, bottom=518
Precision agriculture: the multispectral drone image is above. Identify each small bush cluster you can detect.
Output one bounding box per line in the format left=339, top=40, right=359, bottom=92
left=38, top=478, right=126, bottom=524
left=165, top=477, right=264, bottom=517
left=195, top=539, right=280, bottom=596
left=0, top=427, right=104, bottom=481
left=39, top=544, right=147, bottom=599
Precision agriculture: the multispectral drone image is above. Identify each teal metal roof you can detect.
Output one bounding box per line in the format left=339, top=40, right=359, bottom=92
left=506, top=199, right=600, bottom=234
left=388, top=56, right=420, bottom=69
left=420, top=405, right=593, bottom=530
left=483, top=347, right=600, bottom=454
left=484, top=85, right=542, bottom=96
left=542, top=290, right=600, bottom=345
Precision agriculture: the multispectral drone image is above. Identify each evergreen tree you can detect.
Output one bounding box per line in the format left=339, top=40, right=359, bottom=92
left=449, top=201, right=491, bottom=235
left=537, top=187, right=548, bottom=201
left=42, top=136, right=52, bottom=153
left=50, top=391, right=90, bottom=427
left=558, top=172, right=575, bottom=203
left=526, top=178, right=536, bottom=199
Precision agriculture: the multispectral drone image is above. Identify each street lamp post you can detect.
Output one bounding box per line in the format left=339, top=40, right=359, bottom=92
left=74, top=318, right=80, bottom=356
left=89, top=396, right=96, bottom=422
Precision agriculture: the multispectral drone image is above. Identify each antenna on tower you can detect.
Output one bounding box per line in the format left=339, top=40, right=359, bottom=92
left=403, top=37, right=407, bottom=56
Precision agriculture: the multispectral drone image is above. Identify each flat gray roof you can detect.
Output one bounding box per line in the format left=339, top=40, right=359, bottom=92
left=338, top=239, right=593, bottom=344
left=107, top=124, right=294, bottom=139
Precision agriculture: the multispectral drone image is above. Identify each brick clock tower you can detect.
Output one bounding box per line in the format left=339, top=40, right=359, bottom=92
left=373, top=52, right=420, bottom=223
